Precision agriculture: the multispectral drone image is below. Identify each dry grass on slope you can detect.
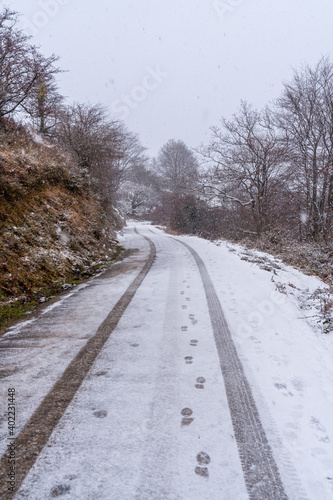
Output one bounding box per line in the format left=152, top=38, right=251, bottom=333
left=0, top=129, right=122, bottom=332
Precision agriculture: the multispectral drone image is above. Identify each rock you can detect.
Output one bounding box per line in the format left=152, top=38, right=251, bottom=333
left=61, top=284, right=73, bottom=290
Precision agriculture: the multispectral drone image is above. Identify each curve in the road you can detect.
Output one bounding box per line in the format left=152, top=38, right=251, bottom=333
left=176, top=239, right=288, bottom=500
left=0, top=232, right=156, bottom=499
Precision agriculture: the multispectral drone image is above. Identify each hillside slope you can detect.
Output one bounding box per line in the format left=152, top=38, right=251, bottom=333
left=0, top=130, right=123, bottom=330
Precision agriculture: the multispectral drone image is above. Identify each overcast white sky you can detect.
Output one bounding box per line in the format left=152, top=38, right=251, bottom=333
left=4, top=0, right=333, bottom=156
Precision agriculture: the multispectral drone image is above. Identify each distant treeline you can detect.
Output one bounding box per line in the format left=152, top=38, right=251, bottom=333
left=2, top=6, right=333, bottom=244
left=147, top=57, right=333, bottom=244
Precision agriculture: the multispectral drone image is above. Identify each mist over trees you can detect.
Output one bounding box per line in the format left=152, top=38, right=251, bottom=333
left=2, top=4, right=333, bottom=246
left=145, top=139, right=225, bottom=237
left=117, top=163, right=160, bottom=215
left=143, top=57, right=333, bottom=246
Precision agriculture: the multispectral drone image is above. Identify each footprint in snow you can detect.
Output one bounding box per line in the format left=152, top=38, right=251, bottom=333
left=189, top=314, right=198, bottom=325
left=185, top=356, right=193, bottom=365
left=190, top=340, right=198, bottom=347
left=269, top=355, right=281, bottom=366
left=195, top=451, right=211, bottom=477
left=182, top=305, right=188, bottom=309
left=291, top=377, right=304, bottom=393
left=181, top=326, right=188, bottom=331
left=274, top=382, right=294, bottom=397
left=181, top=408, right=194, bottom=426
left=195, top=466, right=209, bottom=476
left=93, top=410, right=108, bottom=418
left=311, top=417, right=330, bottom=443
left=195, top=377, right=206, bottom=389
left=50, top=484, right=71, bottom=497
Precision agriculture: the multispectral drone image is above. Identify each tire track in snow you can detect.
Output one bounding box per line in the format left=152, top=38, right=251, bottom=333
left=0, top=231, right=156, bottom=499
left=176, top=239, right=288, bottom=500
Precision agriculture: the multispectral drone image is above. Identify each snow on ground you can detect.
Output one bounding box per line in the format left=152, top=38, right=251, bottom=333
left=13, top=224, right=248, bottom=500
left=166, top=227, right=333, bottom=500
left=0, top=230, right=150, bottom=459
left=2, top=222, right=333, bottom=499
left=221, top=240, right=333, bottom=335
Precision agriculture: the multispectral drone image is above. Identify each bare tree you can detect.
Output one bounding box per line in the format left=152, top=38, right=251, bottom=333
left=155, top=139, right=199, bottom=195
left=277, top=57, right=333, bottom=240
left=22, top=73, right=64, bottom=136
left=56, top=102, right=150, bottom=211
left=198, top=102, right=290, bottom=235
left=118, top=181, right=155, bottom=215
left=110, top=131, right=148, bottom=192
left=56, top=103, right=124, bottom=196
left=0, top=8, right=60, bottom=128
left=117, top=163, right=160, bottom=215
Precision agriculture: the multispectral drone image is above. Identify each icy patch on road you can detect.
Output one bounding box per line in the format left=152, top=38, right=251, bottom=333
left=3, top=318, right=37, bottom=337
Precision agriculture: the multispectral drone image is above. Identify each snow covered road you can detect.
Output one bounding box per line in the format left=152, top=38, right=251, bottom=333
left=1, top=222, right=333, bottom=499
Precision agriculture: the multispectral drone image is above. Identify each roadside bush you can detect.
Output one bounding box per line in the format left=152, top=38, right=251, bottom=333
left=167, top=195, right=225, bottom=239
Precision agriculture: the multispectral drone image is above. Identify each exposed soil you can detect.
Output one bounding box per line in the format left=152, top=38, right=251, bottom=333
left=0, top=132, right=123, bottom=332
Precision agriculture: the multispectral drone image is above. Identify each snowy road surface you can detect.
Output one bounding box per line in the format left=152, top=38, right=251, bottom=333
left=1, top=222, right=333, bottom=499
